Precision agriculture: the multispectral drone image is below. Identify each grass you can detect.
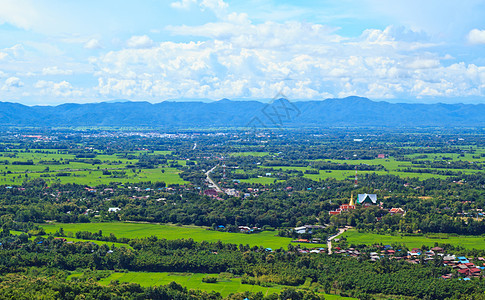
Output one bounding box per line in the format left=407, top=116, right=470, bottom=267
left=239, top=177, right=280, bottom=185
left=95, top=271, right=353, bottom=299
left=41, top=222, right=327, bottom=250
left=10, top=230, right=132, bottom=249
left=343, top=229, right=485, bottom=250
left=0, top=149, right=188, bottom=186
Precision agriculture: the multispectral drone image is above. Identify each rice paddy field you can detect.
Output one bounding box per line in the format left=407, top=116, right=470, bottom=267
left=92, top=272, right=353, bottom=299
left=260, top=154, right=484, bottom=181
left=342, top=229, right=485, bottom=250
left=41, top=222, right=327, bottom=250
left=0, top=149, right=187, bottom=186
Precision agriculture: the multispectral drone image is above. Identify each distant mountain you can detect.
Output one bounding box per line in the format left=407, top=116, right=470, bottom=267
left=0, top=96, right=484, bottom=127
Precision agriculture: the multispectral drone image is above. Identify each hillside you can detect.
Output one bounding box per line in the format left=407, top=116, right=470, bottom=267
left=0, top=96, right=484, bottom=127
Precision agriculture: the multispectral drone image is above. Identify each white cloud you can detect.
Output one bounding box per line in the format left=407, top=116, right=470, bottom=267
left=405, top=58, right=440, bottom=69
left=467, top=29, right=485, bottom=44
left=42, top=66, right=73, bottom=75
left=126, top=35, right=154, bottom=48
left=170, top=0, right=228, bottom=18
left=34, top=80, right=82, bottom=97
left=0, top=0, right=42, bottom=31
left=84, top=39, right=103, bottom=49
left=2, top=76, right=23, bottom=91
left=89, top=21, right=485, bottom=101
left=171, top=0, right=197, bottom=9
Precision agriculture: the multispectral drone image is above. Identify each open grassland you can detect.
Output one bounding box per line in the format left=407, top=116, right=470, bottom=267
left=95, top=272, right=352, bottom=299
left=343, top=229, right=485, bottom=250
left=41, top=222, right=327, bottom=250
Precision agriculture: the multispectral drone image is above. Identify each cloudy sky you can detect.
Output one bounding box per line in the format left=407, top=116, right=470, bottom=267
left=1, top=0, right=485, bottom=105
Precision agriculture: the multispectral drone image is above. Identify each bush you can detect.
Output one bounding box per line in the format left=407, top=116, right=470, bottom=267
left=202, top=277, right=217, bottom=283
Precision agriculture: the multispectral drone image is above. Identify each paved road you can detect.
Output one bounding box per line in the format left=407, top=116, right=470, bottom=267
left=327, top=227, right=347, bottom=255
left=205, top=165, right=223, bottom=193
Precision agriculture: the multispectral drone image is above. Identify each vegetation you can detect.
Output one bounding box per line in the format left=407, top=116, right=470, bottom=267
left=0, top=127, right=484, bottom=299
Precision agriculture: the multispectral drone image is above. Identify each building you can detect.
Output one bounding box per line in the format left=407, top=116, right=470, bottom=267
left=389, top=208, right=405, bottom=215
left=204, top=189, right=218, bottom=197
left=329, top=193, right=356, bottom=215
left=358, top=194, right=377, bottom=205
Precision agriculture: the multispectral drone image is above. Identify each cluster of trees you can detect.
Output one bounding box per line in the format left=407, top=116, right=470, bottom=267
left=2, top=231, right=485, bottom=299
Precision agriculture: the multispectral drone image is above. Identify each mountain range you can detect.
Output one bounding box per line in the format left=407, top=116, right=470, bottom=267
left=0, top=96, right=484, bottom=127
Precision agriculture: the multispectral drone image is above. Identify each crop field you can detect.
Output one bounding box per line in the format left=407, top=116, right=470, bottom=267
left=94, top=272, right=352, bottom=299
left=239, top=176, right=280, bottom=185
left=0, top=149, right=187, bottom=186
left=343, top=229, right=485, bottom=250
left=258, top=154, right=484, bottom=181
left=41, top=222, right=327, bottom=250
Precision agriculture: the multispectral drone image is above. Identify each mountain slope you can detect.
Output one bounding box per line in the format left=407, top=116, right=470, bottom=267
left=0, top=97, right=483, bottom=127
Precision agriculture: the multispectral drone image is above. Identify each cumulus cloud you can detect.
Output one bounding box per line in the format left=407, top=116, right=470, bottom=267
left=2, top=76, right=23, bottom=90
left=126, top=35, right=154, bottom=48
left=84, top=39, right=103, bottom=49
left=42, top=66, right=73, bottom=75
left=405, top=58, right=440, bottom=69
left=467, top=29, right=485, bottom=44
left=88, top=20, right=485, bottom=101
left=34, top=80, right=82, bottom=97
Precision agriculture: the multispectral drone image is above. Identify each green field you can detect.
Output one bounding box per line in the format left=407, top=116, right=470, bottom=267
left=95, top=272, right=352, bottom=299
left=11, top=230, right=132, bottom=249
left=259, top=155, right=483, bottom=181
left=0, top=149, right=187, bottom=186
left=239, top=176, right=281, bottom=185
left=41, top=222, right=327, bottom=250
left=343, top=229, right=485, bottom=250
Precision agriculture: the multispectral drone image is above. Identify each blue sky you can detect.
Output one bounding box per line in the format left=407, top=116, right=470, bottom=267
left=0, top=0, right=485, bottom=105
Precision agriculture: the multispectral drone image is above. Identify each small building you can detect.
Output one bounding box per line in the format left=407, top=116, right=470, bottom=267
left=108, top=207, right=120, bottom=212
left=389, top=208, right=405, bottom=215
left=204, top=189, right=218, bottom=197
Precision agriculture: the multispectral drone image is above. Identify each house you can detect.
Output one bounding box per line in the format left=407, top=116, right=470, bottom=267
left=377, top=154, right=386, bottom=159
left=389, top=208, right=405, bottom=215
left=431, top=247, right=444, bottom=253
left=470, top=268, right=481, bottom=275
left=204, top=189, right=218, bottom=197
left=108, top=207, right=120, bottom=212
left=358, top=194, right=377, bottom=205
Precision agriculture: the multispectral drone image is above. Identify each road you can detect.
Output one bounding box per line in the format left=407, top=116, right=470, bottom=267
left=205, top=165, right=223, bottom=193
left=327, top=227, right=348, bottom=255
